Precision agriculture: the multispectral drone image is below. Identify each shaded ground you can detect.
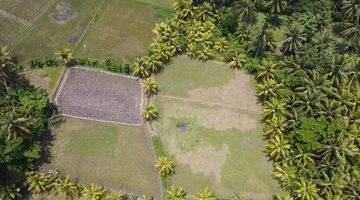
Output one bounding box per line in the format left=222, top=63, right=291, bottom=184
left=153, top=56, right=279, bottom=198
left=55, top=67, right=143, bottom=125
left=40, top=117, right=159, bottom=197
left=24, top=67, right=64, bottom=100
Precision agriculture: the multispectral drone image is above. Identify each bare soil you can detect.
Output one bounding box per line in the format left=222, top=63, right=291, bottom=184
left=54, top=67, right=143, bottom=125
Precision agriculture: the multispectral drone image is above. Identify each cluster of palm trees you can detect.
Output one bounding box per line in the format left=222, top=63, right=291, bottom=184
left=340, top=0, right=360, bottom=47
left=136, top=0, right=230, bottom=121
left=26, top=172, right=148, bottom=200
left=252, top=54, right=360, bottom=199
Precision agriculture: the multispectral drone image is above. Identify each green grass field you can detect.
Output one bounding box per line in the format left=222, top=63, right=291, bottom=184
left=76, top=0, right=161, bottom=63
left=9, top=0, right=103, bottom=61
left=41, top=117, right=159, bottom=197
left=154, top=56, right=279, bottom=199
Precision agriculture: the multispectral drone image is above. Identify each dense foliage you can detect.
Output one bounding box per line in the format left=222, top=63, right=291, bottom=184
left=0, top=48, right=52, bottom=199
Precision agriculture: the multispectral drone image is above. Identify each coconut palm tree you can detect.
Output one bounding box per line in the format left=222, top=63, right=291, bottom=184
left=256, top=78, right=283, bottom=100
left=231, top=192, right=248, bottom=200
left=293, top=178, right=320, bottom=200
left=214, top=37, right=229, bottom=53
left=142, top=78, right=159, bottom=97
left=281, top=25, right=305, bottom=56
left=294, top=90, right=325, bottom=117
left=132, top=58, right=150, bottom=78
left=274, top=192, right=293, bottom=200
left=229, top=53, right=246, bottom=70
left=341, top=20, right=360, bottom=45
left=167, top=186, right=186, bottom=200
left=0, top=185, right=21, bottom=200
left=0, top=111, right=32, bottom=140
left=316, top=99, right=345, bottom=120
left=328, top=55, right=350, bottom=87
left=264, top=115, right=287, bottom=138
left=273, top=163, right=297, bottom=190
left=194, top=187, right=215, bottom=200
left=156, top=156, right=175, bottom=177
left=342, top=0, right=360, bottom=21
left=143, top=102, right=158, bottom=121
left=105, top=192, right=122, bottom=200
left=293, top=150, right=315, bottom=168
left=234, top=0, right=257, bottom=24
left=196, top=2, right=215, bottom=22
left=266, top=135, right=291, bottom=161
left=82, top=184, right=107, bottom=200
left=262, top=97, right=288, bottom=119
left=0, top=47, right=14, bottom=91
left=317, top=173, right=347, bottom=199
left=256, top=60, right=278, bottom=81
left=235, top=24, right=250, bottom=42
left=55, top=49, right=73, bottom=66
left=346, top=61, right=359, bottom=90
left=295, top=70, right=331, bottom=94
left=52, top=176, right=78, bottom=199
left=249, top=23, right=276, bottom=57
left=266, top=0, right=288, bottom=14
left=146, top=56, right=162, bottom=73
left=27, top=173, right=51, bottom=194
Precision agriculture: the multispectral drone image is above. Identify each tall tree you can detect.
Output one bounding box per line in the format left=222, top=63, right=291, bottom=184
left=0, top=110, right=32, bottom=140
left=142, top=78, right=159, bottom=97
left=281, top=25, right=305, bottom=56
left=266, top=0, right=288, bottom=15
left=155, top=156, right=175, bottom=177
left=167, top=186, right=186, bottom=200
left=194, top=187, right=216, bottom=200
left=82, top=184, right=107, bottom=200
left=142, top=102, right=159, bottom=121
left=234, top=0, right=257, bottom=24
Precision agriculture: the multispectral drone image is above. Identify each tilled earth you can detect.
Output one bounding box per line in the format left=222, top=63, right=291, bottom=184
left=55, top=67, right=143, bottom=125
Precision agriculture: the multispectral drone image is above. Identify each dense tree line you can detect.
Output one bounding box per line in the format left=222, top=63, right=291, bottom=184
left=0, top=48, right=53, bottom=199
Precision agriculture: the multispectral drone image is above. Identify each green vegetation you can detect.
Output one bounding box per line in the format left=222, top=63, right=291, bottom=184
left=10, top=0, right=104, bottom=61
left=76, top=0, right=159, bottom=63
left=1, top=0, right=359, bottom=199
left=41, top=117, right=159, bottom=197
left=0, top=48, right=53, bottom=199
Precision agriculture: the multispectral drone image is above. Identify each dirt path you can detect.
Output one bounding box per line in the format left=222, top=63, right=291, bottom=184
left=158, top=95, right=261, bottom=114
left=142, top=123, right=164, bottom=200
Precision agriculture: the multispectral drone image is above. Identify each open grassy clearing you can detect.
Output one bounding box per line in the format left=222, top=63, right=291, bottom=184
left=153, top=56, right=278, bottom=198
left=9, top=0, right=103, bottom=61
left=0, top=0, right=54, bottom=46
left=76, top=0, right=160, bottom=63
left=41, top=117, right=159, bottom=197
left=24, top=67, right=63, bottom=99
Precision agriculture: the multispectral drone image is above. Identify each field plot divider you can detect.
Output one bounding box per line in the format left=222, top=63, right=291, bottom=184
left=73, top=0, right=110, bottom=55
left=7, top=0, right=60, bottom=50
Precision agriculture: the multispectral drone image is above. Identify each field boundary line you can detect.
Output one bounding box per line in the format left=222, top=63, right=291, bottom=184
left=73, top=0, right=109, bottom=55
left=158, top=95, right=261, bottom=114
left=7, top=0, right=59, bottom=50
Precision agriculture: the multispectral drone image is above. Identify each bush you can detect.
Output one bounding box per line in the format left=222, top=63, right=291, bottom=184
left=28, top=58, right=44, bottom=69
